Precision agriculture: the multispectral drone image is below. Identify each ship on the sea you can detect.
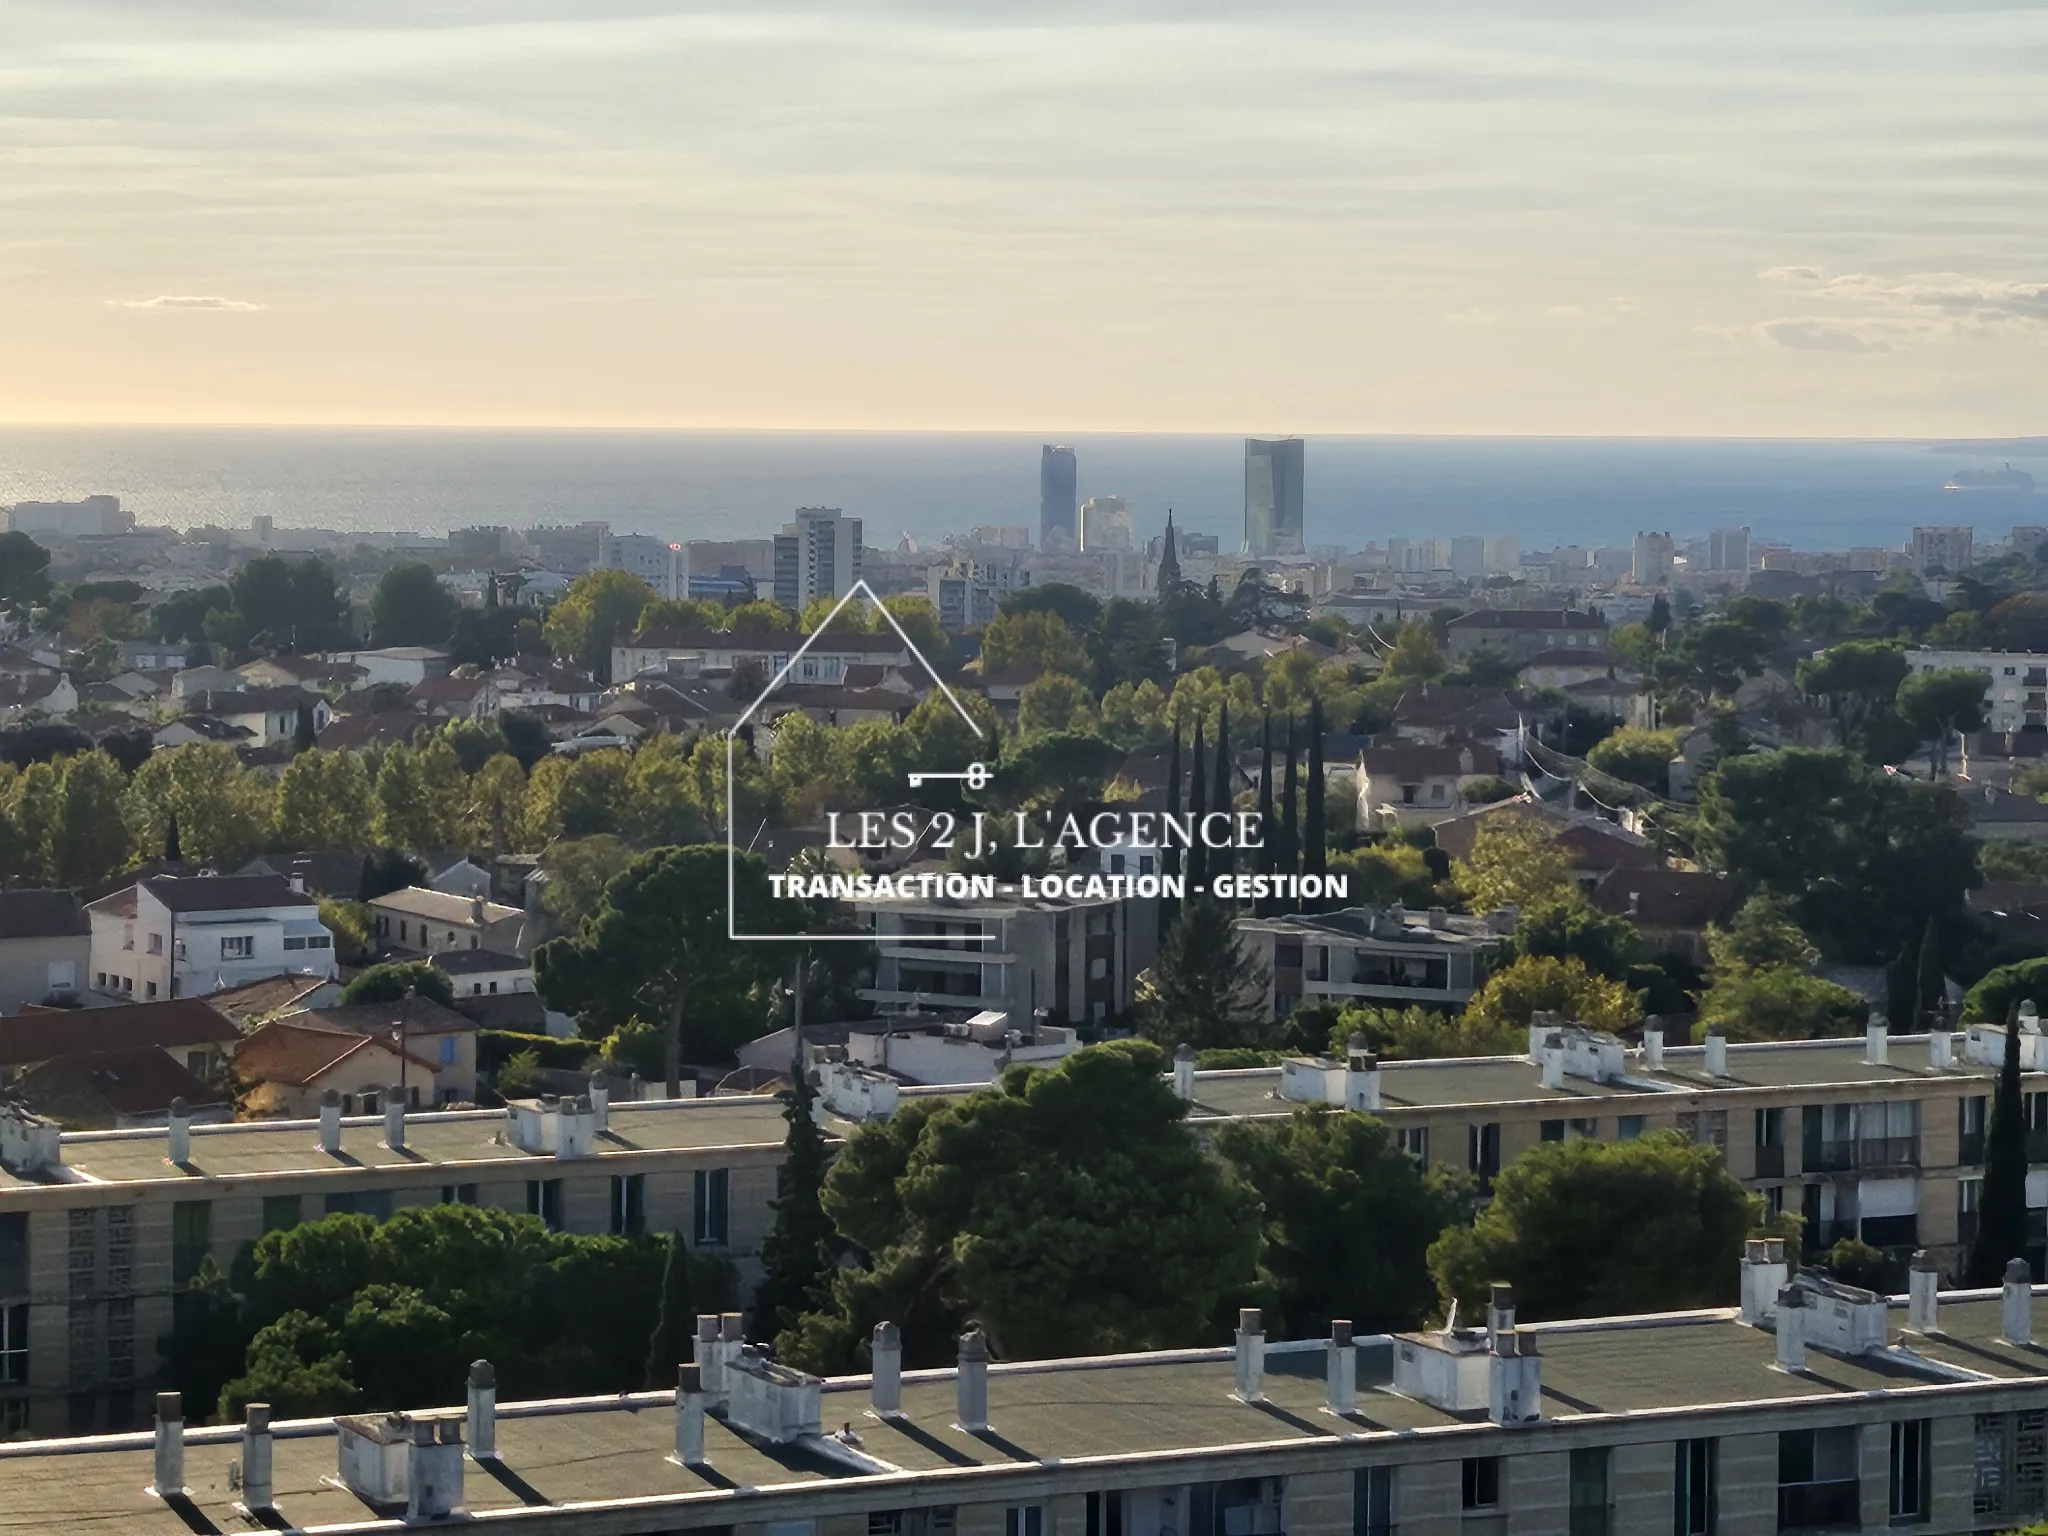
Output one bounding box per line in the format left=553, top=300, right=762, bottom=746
left=1945, top=461, right=2037, bottom=492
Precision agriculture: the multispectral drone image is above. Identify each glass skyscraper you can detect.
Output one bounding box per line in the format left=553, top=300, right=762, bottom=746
left=1243, top=437, right=1305, bottom=557
left=1039, top=444, right=1078, bottom=549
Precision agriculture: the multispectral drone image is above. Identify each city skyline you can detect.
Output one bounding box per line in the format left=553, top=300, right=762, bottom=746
left=1, top=3, right=2044, bottom=435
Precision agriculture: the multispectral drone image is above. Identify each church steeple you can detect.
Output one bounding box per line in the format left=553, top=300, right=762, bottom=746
left=1156, top=509, right=1181, bottom=601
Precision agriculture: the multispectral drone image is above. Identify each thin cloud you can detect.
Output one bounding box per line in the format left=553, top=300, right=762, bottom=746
left=111, top=294, right=265, bottom=311
left=1756, top=317, right=1891, bottom=352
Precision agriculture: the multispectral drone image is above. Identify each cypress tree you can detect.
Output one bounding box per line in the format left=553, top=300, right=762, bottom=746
left=1211, top=703, right=1235, bottom=882
left=1916, top=918, right=1944, bottom=1029
left=644, top=1228, right=699, bottom=1389
left=1968, top=1000, right=2032, bottom=1287
left=164, top=813, right=182, bottom=864
left=753, top=963, right=835, bottom=1343
left=1279, top=716, right=1300, bottom=879
left=1161, top=715, right=1183, bottom=928
left=1303, top=698, right=1327, bottom=906
left=1187, top=718, right=1209, bottom=894
left=1883, top=947, right=1914, bottom=1034
left=292, top=703, right=318, bottom=753
left=1254, top=714, right=1276, bottom=916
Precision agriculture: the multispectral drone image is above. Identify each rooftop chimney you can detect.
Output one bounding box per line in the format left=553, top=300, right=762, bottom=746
left=1930, top=1030, right=1954, bottom=1070
left=1641, top=1020, right=1664, bottom=1071
left=1326, top=1319, right=1356, bottom=1414
left=1908, top=1251, right=1941, bottom=1336
left=588, top=1074, right=610, bottom=1134
left=288, top=874, right=306, bottom=895
left=1704, top=1031, right=1728, bottom=1079
left=384, top=1091, right=406, bottom=1152
left=871, top=1322, right=903, bottom=1415
left=470, top=894, right=487, bottom=925
left=2003, top=1258, right=2033, bottom=1346
left=694, top=1315, right=725, bottom=1399
left=1486, top=1283, right=1517, bottom=1350
left=1740, top=1238, right=1789, bottom=1326
left=318, top=1088, right=342, bottom=1155
left=466, top=1360, right=496, bottom=1460
left=1173, top=1043, right=1196, bottom=1101
left=1540, top=1032, right=1565, bottom=1090
left=151, top=1392, right=185, bottom=1497
left=1865, top=1014, right=1889, bottom=1067
left=241, top=1402, right=273, bottom=1513
left=675, top=1363, right=708, bottom=1466
left=1426, top=906, right=1448, bottom=931
left=406, top=1418, right=464, bottom=1522
left=166, top=1097, right=191, bottom=1166
left=1346, top=1043, right=1382, bottom=1113
left=1234, top=1308, right=1265, bottom=1404
left=1775, top=1285, right=1806, bottom=1373
left=1488, top=1329, right=1541, bottom=1425
left=956, top=1329, right=990, bottom=1433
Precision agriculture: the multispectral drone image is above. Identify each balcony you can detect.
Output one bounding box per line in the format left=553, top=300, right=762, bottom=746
left=1777, top=1481, right=1859, bottom=1531
left=1804, top=1140, right=1856, bottom=1174
left=1855, top=1136, right=1919, bottom=1169
left=1754, top=1145, right=1785, bottom=1179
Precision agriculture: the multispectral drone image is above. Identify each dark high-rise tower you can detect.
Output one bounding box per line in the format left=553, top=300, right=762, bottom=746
left=1243, top=437, right=1305, bottom=557
left=1039, top=444, right=1078, bottom=550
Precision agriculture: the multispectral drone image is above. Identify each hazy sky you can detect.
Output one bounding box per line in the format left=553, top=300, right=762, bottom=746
left=3, top=1, right=2045, bottom=434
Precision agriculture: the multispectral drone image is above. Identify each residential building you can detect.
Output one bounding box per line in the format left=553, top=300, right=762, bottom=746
left=1912, top=525, right=1975, bottom=576
left=1519, top=649, right=1614, bottom=690
left=1631, top=530, right=1676, bottom=585
left=1444, top=609, right=1608, bottom=664
left=1449, top=534, right=1486, bottom=579
left=1356, top=744, right=1502, bottom=825
left=1039, top=444, right=1078, bottom=550
left=1244, top=436, right=1306, bottom=558
left=0, top=671, right=76, bottom=721
left=1238, top=906, right=1509, bottom=1016
left=4, top=1049, right=225, bottom=1130
left=1079, top=494, right=1134, bottom=551
left=2013, top=525, right=2048, bottom=562
left=84, top=875, right=336, bottom=1002
left=927, top=554, right=1032, bottom=630
left=5, top=494, right=131, bottom=537
left=291, top=997, right=480, bottom=1105
left=16, top=1226, right=2048, bottom=1531
left=201, top=972, right=344, bottom=1030
left=861, top=885, right=1159, bottom=1027
left=319, top=646, right=454, bottom=689
left=1588, top=868, right=1740, bottom=965
left=368, top=888, right=530, bottom=958
left=1708, top=526, right=1752, bottom=573
left=1906, top=648, right=2048, bottom=734
left=0, top=999, right=240, bottom=1093
left=610, top=627, right=910, bottom=690
left=428, top=948, right=534, bottom=1002
left=184, top=687, right=332, bottom=746
left=234, top=1018, right=440, bottom=1118
left=0, top=891, right=89, bottom=1013
left=684, top=538, right=777, bottom=584
left=596, top=532, right=683, bottom=599
left=1432, top=798, right=1661, bottom=887
left=771, top=508, right=863, bottom=610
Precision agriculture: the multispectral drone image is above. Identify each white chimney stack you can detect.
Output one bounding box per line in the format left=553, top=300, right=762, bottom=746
left=2003, top=1259, right=2033, bottom=1346
left=151, top=1392, right=185, bottom=1497
left=466, top=1360, right=496, bottom=1459
left=1704, top=1031, right=1728, bottom=1079
left=871, top=1322, right=902, bottom=1415
left=1740, top=1238, right=1789, bottom=1325
left=1865, top=1014, right=1889, bottom=1067
left=166, top=1096, right=191, bottom=1166
left=318, top=1088, right=342, bottom=1155
left=1930, top=1030, right=1954, bottom=1069
left=1487, top=1329, right=1541, bottom=1425
left=1641, top=1021, right=1664, bottom=1071
left=241, top=1402, right=273, bottom=1513
left=1234, top=1308, right=1265, bottom=1403
left=1326, top=1320, right=1356, bottom=1415
left=1775, top=1285, right=1806, bottom=1373
left=1172, top=1043, right=1196, bottom=1102
left=956, top=1328, right=990, bottom=1433
left=406, top=1418, right=463, bottom=1522
left=1908, top=1251, right=1941, bottom=1336
left=1487, top=1283, right=1517, bottom=1350
left=694, top=1315, right=725, bottom=1399
left=384, top=1091, right=405, bottom=1152
left=1345, top=1038, right=1382, bottom=1112
left=588, top=1073, right=609, bottom=1134
left=1540, top=1033, right=1565, bottom=1090
left=675, top=1363, right=708, bottom=1465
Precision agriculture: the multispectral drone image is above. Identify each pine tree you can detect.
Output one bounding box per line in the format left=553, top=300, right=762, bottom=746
left=644, top=1228, right=700, bottom=1389
left=1161, top=716, right=1183, bottom=928
left=1303, top=698, right=1327, bottom=907
left=164, top=813, right=182, bottom=864
left=1254, top=714, right=1276, bottom=916
left=1968, top=1000, right=2031, bottom=1287
left=755, top=968, right=836, bottom=1344
left=1211, top=703, right=1235, bottom=882
left=1916, top=918, right=1944, bottom=1029
left=1279, top=716, right=1300, bottom=879
left=1187, top=718, right=1209, bottom=894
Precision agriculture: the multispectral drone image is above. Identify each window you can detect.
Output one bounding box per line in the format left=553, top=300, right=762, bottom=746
left=1960, top=1176, right=1984, bottom=1245
left=1570, top=1448, right=1610, bottom=1536
left=1618, top=1116, right=1646, bottom=1141
left=1974, top=1410, right=2048, bottom=1521
left=0, top=1305, right=26, bottom=1385
left=1463, top=1456, right=1502, bottom=1510
left=1086, top=1493, right=1124, bottom=1536
left=1889, top=1419, right=1929, bottom=1524
left=0, top=1215, right=25, bottom=1298
left=528, top=1179, right=564, bottom=1231
left=1355, top=1468, right=1394, bottom=1536
left=439, top=1037, right=458, bottom=1066
left=2, top=1397, right=29, bottom=1435
left=1961, top=1095, right=1988, bottom=1163
left=324, top=1191, right=393, bottom=1222
left=611, top=1174, right=647, bottom=1236
left=1542, top=1119, right=1566, bottom=1142
left=1397, top=1126, right=1428, bottom=1163
left=1675, top=1438, right=1717, bottom=1536
left=1006, top=1511, right=1044, bottom=1536
left=220, top=935, right=253, bottom=960
left=1569, top=1118, right=1599, bottom=1141
left=186, top=1050, right=207, bottom=1076
left=171, top=1201, right=211, bottom=1285
left=147, top=933, right=163, bottom=955
left=441, top=1184, right=479, bottom=1206
left=1778, top=1426, right=1859, bottom=1531
left=694, top=1168, right=730, bottom=1246
left=261, top=1196, right=301, bottom=1233
left=145, top=982, right=157, bottom=999
left=1468, top=1122, right=1501, bottom=1183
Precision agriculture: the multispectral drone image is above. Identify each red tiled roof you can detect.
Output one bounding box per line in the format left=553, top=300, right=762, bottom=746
left=0, top=999, right=240, bottom=1069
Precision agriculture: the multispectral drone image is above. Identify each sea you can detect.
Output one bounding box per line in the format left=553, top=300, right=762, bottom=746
left=0, top=428, right=2041, bottom=555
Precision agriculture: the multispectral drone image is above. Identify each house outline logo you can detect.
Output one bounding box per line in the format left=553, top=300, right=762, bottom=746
left=725, top=578, right=986, bottom=941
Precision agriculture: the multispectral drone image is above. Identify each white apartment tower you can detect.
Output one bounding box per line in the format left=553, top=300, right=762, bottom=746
left=772, top=508, right=864, bottom=611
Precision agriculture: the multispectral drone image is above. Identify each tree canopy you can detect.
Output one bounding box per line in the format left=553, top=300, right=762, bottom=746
left=370, top=563, right=461, bottom=648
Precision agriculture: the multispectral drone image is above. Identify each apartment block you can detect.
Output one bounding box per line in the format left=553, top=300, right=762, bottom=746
left=1237, top=907, right=1511, bottom=1017
left=1905, top=648, right=2048, bottom=734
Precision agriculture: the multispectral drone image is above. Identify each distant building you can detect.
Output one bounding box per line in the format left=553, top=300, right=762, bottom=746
left=1239, top=905, right=1509, bottom=1018
left=1483, top=534, right=1520, bottom=573
left=685, top=538, right=776, bottom=582
left=1244, top=437, right=1305, bottom=557
left=2013, top=526, right=2048, bottom=563
left=84, top=874, right=336, bottom=1002
left=449, top=526, right=509, bottom=560
left=1444, top=609, right=1608, bottom=664
left=1912, top=525, right=1975, bottom=576
left=927, top=554, right=1031, bottom=630
left=1905, top=649, right=2048, bottom=734
left=1079, top=494, right=1134, bottom=551
left=1450, top=535, right=1487, bottom=580
left=520, top=521, right=609, bottom=572
left=1631, top=530, right=1676, bottom=586
left=0, top=890, right=89, bottom=1013
left=771, top=508, right=862, bottom=611
left=1156, top=511, right=1182, bottom=599
left=1709, top=526, right=1752, bottom=573
left=6, top=495, right=132, bottom=538
left=597, top=532, right=683, bottom=599
left=1038, top=445, right=1078, bottom=551
left=320, top=646, right=452, bottom=689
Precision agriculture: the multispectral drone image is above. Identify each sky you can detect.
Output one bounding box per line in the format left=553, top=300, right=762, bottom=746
left=2, top=1, right=2045, bottom=435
